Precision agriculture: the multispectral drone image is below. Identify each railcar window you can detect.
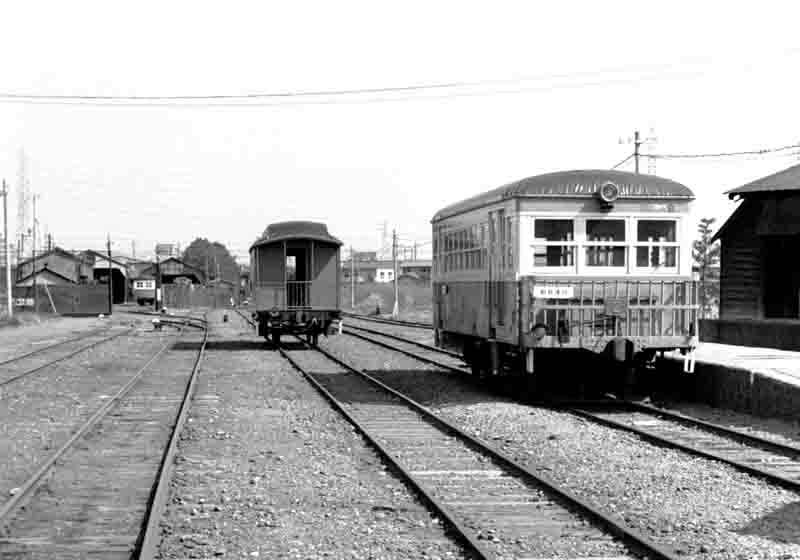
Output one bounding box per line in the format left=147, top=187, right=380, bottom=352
left=534, top=219, right=575, bottom=267
left=585, top=219, right=626, bottom=267
left=636, top=220, right=677, bottom=268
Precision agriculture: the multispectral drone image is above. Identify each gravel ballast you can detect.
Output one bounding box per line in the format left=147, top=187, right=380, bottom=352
left=0, top=331, right=176, bottom=501
left=322, top=333, right=800, bottom=560
left=156, top=311, right=468, bottom=559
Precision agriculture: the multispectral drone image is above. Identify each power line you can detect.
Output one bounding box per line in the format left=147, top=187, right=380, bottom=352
left=612, top=153, right=635, bottom=169
left=651, top=142, right=800, bottom=160
left=5, top=50, right=800, bottom=108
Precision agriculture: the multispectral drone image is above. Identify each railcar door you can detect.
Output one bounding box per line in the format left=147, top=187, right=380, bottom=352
left=488, top=209, right=505, bottom=336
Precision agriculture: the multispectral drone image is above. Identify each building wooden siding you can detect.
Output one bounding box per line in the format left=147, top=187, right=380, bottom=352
left=719, top=200, right=763, bottom=320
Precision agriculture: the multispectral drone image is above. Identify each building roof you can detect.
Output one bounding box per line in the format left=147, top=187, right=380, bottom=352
left=400, top=260, right=432, bottom=268
left=83, top=250, right=129, bottom=269
left=16, top=246, right=81, bottom=268
left=432, top=169, right=695, bottom=221
left=251, top=221, right=343, bottom=250
left=725, top=163, right=800, bottom=198
left=16, top=267, right=77, bottom=285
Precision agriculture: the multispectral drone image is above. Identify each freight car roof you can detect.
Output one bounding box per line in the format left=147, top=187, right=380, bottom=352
left=431, top=169, right=695, bottom=222
left=250, top=221, right=343, bottom=250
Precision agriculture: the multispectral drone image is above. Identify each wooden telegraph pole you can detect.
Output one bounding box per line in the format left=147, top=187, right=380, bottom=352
left=106, top=234, right=113, bottom=315
left=392, top=229, right=399, bottom=318
left=350, top=246, right=355, bottom=309
left=1, top=180, right=11, bottom=317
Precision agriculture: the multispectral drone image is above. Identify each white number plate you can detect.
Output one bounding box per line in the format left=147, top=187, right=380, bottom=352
left=532, top=286, right=574, bottom=299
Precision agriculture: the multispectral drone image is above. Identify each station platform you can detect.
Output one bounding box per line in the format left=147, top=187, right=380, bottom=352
left=666, top=342, right=800, bottom=419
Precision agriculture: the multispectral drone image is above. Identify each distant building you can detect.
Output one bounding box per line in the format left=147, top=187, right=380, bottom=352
left=341, top=257, right=432, bottom=283
left=15, top=247, right=89, bottom=285
left=705, top=162, right=800, bottom=349
left=137, top=257, right=206, bottom=285
left=399, top=259, right=432, bottom=281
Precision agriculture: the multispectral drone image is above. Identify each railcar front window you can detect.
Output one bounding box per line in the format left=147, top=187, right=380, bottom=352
left=533, top=219, right=575, bottom=267
left=585, top=219, right=625, bottom=267
left=636, top=220, right=678, bottom=268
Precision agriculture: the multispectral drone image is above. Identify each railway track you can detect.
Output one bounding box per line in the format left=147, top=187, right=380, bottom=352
left=0, top=327, right=133, bottom=388
left=340, top=323, right=800, bottom=494
left=341, top=311, right=432, bottom=329
left=563, top=401, right=800, bottom=492
left=279, top=338, right=679, bottom=560
left=0, top=319, right=208, bottom=559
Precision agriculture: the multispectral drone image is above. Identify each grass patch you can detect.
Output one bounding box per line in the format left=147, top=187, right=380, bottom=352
left=341, top=280, right=432, bottom=322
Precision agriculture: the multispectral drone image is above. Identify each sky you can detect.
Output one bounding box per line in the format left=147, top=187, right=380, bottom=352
left=2, top=1, right=800, bottom=264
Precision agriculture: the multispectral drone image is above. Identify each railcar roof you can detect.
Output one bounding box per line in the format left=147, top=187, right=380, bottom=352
left=250, top=221, right=343, bottom=250
left=431, top=169, right=695, bottom=222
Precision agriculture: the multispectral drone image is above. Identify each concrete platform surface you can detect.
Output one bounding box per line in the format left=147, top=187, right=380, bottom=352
left=692, top=342, right=800, bottom=388
left=667, top=342, right=800, bottom=419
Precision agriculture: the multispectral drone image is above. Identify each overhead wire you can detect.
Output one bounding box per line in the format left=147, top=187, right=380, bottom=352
left=5, top=49, right=800, bottom=107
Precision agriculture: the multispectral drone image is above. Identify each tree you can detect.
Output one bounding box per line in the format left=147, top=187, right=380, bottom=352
left=692, top=217, right=721, bottom=318
left=181, top=238, right=240, bottom=286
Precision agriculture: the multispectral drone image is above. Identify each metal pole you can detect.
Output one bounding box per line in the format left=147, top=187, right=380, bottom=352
left=634, top=130, right=641, bottom=174
left=106, top=234, right=113, bottom=315
left=154, top=255, right=161, bottom=311
left=2, top=180, right=11, bottom=317
left=392, top=229, right=399, bottom=318
left=32, top=194, right=37, bottom=313
left=350, top=246, right=355, bottom=309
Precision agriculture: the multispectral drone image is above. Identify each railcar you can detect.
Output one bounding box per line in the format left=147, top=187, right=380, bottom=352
left=249, top=221, right=342, bottom=345
left=132, top=279, right=156, bottom=306
left=431, top=169, right=699, bottom=392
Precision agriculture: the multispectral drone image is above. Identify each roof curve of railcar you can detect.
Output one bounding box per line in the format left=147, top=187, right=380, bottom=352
left=250, top=221, right=343, bottom=250
left=431, top=169, right=695, bottom=222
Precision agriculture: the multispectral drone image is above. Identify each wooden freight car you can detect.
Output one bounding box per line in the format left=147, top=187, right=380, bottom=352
left=249, top=221, right=342, bottom=345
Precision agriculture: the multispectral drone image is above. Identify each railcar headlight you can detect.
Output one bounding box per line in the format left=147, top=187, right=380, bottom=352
left=598, top=181, right=620, bottom=204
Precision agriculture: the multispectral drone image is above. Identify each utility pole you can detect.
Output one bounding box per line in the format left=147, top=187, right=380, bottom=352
left=2, top=179, right=11, bottom=317
left=155, top=255, right=161, bottom=311
left=392, top=229, right=399, bottom=318
left=32, top=194, right=37, bottom=313
left=350, top=245, right=355, bottom=309
left=634, top=130, right=641, bottom=174
left=106, top=234, right=113, bottom=315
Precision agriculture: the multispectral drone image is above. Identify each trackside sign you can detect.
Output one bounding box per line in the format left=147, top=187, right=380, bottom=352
left=532, top=285, right=574, bottom=299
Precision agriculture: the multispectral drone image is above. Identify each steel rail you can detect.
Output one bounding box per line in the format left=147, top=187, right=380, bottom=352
left=0, top=328, right=108, bottom=366
left=137, top=316, right=209, bottom=559
left=278, top=343, right=494, bottom=560
left=626, top=401, right=800, bottom=458
left=341, top=311, right=432, bottom=329
left=291, top=339, right=682, bottom=560
left=343, top=329, right=468, bottom=374
left=0, top=328, right=133, bottom=389
left=0, top=339, right=174, bottom=522
left=565, top=405, right=800, bottom=493
left=344, top=323, right=462, bottom=359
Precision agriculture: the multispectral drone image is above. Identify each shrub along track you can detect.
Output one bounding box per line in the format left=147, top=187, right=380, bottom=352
left=279, top=337, right=679, bottom=560
left=0, top=316, right=207, bottom=559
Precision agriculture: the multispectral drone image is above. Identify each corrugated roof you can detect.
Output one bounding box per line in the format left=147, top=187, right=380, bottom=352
left=725, top=163, right=800, bottom=198
left=250, top=221, right=343, bottom=250
left=432, top=169, right=694, bottom=222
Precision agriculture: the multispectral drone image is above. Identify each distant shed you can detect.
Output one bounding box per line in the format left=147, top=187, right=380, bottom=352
left=708, top=163, right=800, bottom=349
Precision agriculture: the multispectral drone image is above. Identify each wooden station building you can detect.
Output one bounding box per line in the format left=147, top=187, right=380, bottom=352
left=708, top=162, right=800, bottom=349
